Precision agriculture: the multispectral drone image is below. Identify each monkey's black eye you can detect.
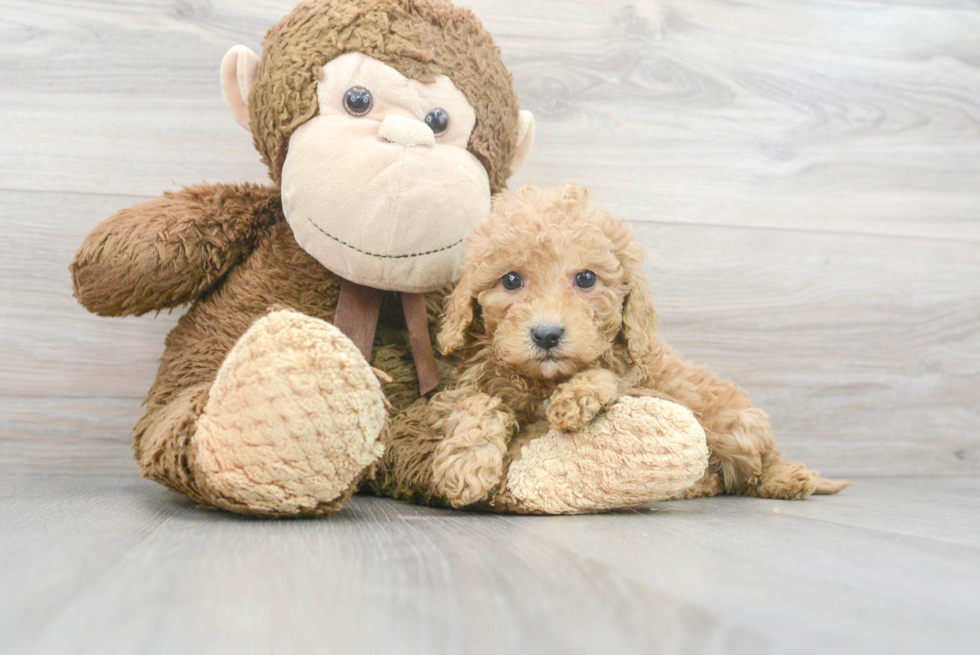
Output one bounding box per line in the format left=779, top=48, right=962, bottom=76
left=575, top=270, right=597, bottom=289
left=424, top=108, right=449, bottom=135
left=501, top=271, right=523, bottom=291
left=343, top=86, right=373, bottom=117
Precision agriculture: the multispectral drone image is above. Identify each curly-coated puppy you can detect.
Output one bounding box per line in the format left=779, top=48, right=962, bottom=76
left=428, top=183, right=849, bottom=507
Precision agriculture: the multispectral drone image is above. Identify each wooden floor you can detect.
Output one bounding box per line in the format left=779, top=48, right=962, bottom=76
left=0, top=473, right=977, bottom=655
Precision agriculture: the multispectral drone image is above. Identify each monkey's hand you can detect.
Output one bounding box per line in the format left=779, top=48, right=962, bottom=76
left=70, top=183, right=277, bottom=317
left=546, top=368, right=622, bottom=432
left=432, top=393, right=517, bottom=507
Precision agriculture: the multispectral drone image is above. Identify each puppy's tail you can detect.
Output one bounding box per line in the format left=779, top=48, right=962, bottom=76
left=813, top=476, right=851, bottom=495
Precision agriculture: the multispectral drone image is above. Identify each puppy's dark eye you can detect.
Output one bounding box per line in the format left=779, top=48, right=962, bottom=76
left=501, top=271, right=523, bottom=291
left=575, top=270, right=597, bottom=289
left=343, top=86, right=373, bottom=117
left=424, top=108, right=449, bottom=135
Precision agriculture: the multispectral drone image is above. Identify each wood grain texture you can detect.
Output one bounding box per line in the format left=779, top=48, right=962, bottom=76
left=1, top=473, right=978, bottom=655
left=0, top=0, right=978, bottom=476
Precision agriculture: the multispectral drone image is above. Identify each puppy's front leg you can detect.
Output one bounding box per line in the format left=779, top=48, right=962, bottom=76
left=432, top=393, right=518, bottom=507
left=546, top=368, right=621, bottom=432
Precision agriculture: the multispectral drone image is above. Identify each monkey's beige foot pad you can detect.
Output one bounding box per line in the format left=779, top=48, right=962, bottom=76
left=497, top=397, right=709, bottom=514
left=194, top=309, right=386, bottom=516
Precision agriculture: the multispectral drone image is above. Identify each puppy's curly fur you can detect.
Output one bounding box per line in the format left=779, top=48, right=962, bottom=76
left=428, top=183, right=849, bottom=507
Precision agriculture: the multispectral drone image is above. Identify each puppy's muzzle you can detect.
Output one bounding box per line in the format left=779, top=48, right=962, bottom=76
left=530, top=324, right=564, bottom=351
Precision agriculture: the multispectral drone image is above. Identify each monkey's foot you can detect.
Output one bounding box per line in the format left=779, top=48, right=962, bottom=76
left=193, top=309, right=386, bottom=516
left=493, top=397, right=709, bottom=514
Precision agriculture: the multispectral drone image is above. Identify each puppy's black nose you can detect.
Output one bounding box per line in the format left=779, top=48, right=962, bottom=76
left=531, top=325, right=564, bottom=351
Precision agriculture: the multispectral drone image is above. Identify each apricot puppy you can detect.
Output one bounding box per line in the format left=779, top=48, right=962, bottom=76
left=428, top=183, right=848, bottom=508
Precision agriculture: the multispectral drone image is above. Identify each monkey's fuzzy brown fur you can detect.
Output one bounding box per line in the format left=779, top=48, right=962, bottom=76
left=374, top=184, right=849, bottom=508
left=252, top=0, right=520, bottom=192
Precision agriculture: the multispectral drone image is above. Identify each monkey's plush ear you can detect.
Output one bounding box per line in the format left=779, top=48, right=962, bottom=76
left=220, top=45, right=261, bottom=130
left=510, top=110, right=535, bottom=174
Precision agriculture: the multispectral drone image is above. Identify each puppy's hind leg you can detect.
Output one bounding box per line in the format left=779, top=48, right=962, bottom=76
left=754, top=457, right=851, bottom=499
left=705, top=407, right=849, bottom=499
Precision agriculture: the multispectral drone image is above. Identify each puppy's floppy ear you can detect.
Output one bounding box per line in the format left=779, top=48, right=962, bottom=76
left=438, top=272, right=479, bottom=355
left=621, top=261, right=659, bottom=365
left=602, top=214, right=659, bottom=365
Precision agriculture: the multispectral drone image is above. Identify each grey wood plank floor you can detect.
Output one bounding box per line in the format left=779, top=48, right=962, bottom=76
left=1, top=474, right=977, bottom=655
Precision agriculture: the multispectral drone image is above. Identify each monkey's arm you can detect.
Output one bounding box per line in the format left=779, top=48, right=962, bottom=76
left=70, top=183, right=278, bottom=316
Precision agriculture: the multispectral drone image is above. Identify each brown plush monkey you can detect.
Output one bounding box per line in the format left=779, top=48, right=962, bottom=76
left=71, top=0, right=537, bottom=516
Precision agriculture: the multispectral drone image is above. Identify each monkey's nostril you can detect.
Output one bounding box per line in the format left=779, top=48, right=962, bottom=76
left=530, top=325, right=564, bottom=351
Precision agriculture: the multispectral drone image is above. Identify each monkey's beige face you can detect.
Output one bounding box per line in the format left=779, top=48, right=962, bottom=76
left=280, top=53, right=491, bottom=293
left=474, top=227, right=629, bottom=380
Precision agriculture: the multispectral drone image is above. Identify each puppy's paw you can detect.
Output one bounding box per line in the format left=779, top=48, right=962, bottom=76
left=432, top=433, right=506, bottom=507
left=547, top=384, right=605, bottom=432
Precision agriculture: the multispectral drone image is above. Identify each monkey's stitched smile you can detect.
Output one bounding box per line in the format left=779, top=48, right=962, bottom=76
left=307, top=218, right=465, bottom=259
